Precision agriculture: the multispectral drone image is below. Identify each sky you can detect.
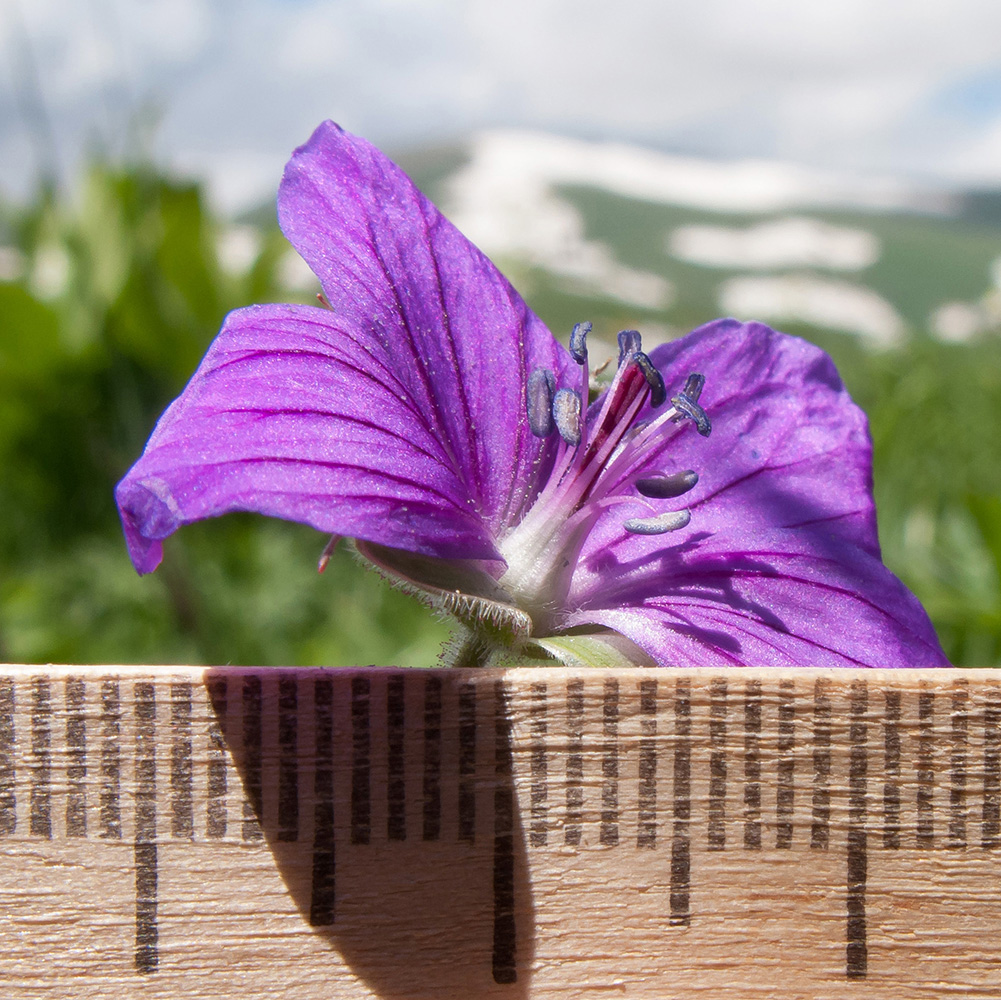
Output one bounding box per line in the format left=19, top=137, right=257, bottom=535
left=5, top=0, right=1001, bottom=211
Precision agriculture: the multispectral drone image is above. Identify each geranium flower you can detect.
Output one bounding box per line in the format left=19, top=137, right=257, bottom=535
left=115, top=121, right=947, bottom=668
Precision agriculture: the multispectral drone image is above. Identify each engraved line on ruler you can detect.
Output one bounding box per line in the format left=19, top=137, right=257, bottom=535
left=387, top=675, right=406, bottom=842
left=423, top=675, right=442, bottom=841
left=134, top=681, right=159, bottom=974
left=242, top=675, right=264, bottom=841
left=493, top=680, right=517, bottom=985
left=707, top=677, right=726, bottom=851
left=564, top=679, right=584, bottom=846
left=743, top=679, right=761, bottom=851
left=811, top=678, right=831, bottom=850
left=529, top=681, right=547, bottom=847
left=846, top=679, right=868, bottom=980
left=637, top=678, right=657, bottom=849
left=883, top=689, right=901, bottom=850
left=0, top=676, right=15, bottom=836
left=66, top=677, right=87, bottom=838
left=949, top=679, right=968, bottom=850
left=917, top=683, right=935, bottom=849
left=671, top=678, right=691, bottom=926
left=279, top=675, right=299, bottom=843
left=31, top=676, right=52, bottom=838
left=775, top=680, right=794, bottom=850
left=601, top=679, right=619, bottom=846
left=171, top=682, right=194, bottom=841
left=984, top=684, right=1001, bottom=849
left=310, top=675, right=335, bottom=926
left=206, top=677, right=228, bottom=839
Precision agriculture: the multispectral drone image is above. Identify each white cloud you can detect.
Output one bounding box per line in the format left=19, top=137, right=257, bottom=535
left=6, top=0, right=1001, bottom=204
left=668, top=217, right=881, bottom=271
left=718, top=273, right=905, bottom=348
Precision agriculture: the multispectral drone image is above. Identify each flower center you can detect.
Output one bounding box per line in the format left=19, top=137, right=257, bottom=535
left=498, top=324, right=711, bottom=632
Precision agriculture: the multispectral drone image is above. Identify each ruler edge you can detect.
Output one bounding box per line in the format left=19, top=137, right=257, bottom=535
left=0, top=663, right=996, bottom=687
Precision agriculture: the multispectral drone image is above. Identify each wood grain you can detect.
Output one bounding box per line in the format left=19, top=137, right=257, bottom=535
left=0, top=664, right=999, bottom=998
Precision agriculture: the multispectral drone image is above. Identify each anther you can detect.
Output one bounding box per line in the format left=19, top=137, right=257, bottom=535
left=631, top=352, right=667, bottom=408
left=671, top=392, right=712, bottom=437
left=636, top=470, right=699, bottom=499
left=527, top=367, right=556, bottom=437
left=617, top=329, right=642, bottom=366
left=570, top=322, right=591, bottom=365
left=317, top=534, right=341, bottom=573
left=553, top=387, right=582, bottom=446
left=624, top=509, right=692, bottom=535
left=682, top=373, right=705, bottom=402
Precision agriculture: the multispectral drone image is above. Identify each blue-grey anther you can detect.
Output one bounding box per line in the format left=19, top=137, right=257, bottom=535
left=527, top=367, right=556, bottom=437
left=617, top=329, right=642, bottom=366
left=636, top=469, right=699, bottom=499
left=552, top=387, right=582, bottom=446
left=672, top=392, right=711, bottom=437
left=624, top=509, right=692, bottom=535
left=631, top=352, right=667, bottom=407
left=682, top=373, right=705, bottom=402
left=570, top=322, right=591, bottom=365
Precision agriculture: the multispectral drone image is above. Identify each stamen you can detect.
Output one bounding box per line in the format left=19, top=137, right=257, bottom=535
left=631, top=352, right=667, bottom=408
left=636, top=470, right=699, bottom=498
left=553, top=387, right=582, bottom=446
left=527, top=367, right=556, bottom=437
left=623, top=509, right=692, bottom=535
left=671, top=391, right=712, bottom=437
left=569, top=322, right=591, bottom=365
left=617, top=329, right=642, bottom=365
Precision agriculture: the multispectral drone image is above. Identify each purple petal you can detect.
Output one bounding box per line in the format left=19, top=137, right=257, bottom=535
left=117, top=304, right=524, bottom=573
left=567, top=528, right=947, bottom=667
left=278, top=121, right=572, bottom=537
left=118, top=122, right=575, bottom=574
left=564, top=320, right=947, bottom=666
left=619, top=319, right=880, bottom=556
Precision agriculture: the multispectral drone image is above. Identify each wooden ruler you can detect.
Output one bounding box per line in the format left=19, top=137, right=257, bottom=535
left=1, top=664, right=999, bottom=999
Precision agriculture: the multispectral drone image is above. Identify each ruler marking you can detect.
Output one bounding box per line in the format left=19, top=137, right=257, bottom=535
left=170, top=682, right=194, bottom=840
left=422, top=675, right=442, bottom=842
left=948, top=680, right=968, bottom=850
left=564, top=680, right=584, bottom=846
left=883, top=690, right=901, bottom=850
left=241, top=676, right=264, bottom=841
left=387, top=675, right=407, bottom=842
left=984, top=685, right=1001, bottom=849
left=278, top=675, right=299, bottom=843
left=743, top=680, right=761, bottom=851
left=637, top=679, right=658, bottom=849
left=917, top=686, right=935, bottom=849
left=100, top=680, right=122, bottom=839
left=775, top=680, right=795, bottom=850
left=65, top=677, right=87, bottom=838
left=206, top=678, right=227, bottom=839
left=600, top=679, right=620, bottom=846
left=492, top=681, right=517, bottom=985
left=134, top=682, right=159, bottom=974
left=0, top=677, right=13, bottom=836
left=846, top=680, right=868, bottom=980
left=458, top=681, right=477, bottom=844
left=671, top=678, right=691, bottom=927
left=529, top=682, right=548, bottom=847
left=351, top=676, right=371, bottom=845
left=310, top=676, right=335, bottom=927
left=811, top=679, right=831, bottom=850
left=707, top=677, right=726, bottom=851
left=30, top=676, right=52, bottom=839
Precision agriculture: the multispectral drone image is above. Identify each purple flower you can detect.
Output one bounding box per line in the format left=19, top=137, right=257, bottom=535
left=115, top=121, right=947, bottom=668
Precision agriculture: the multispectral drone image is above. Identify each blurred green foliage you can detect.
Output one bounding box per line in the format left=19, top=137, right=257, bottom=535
left=1, top=157, right=999, bottom=665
